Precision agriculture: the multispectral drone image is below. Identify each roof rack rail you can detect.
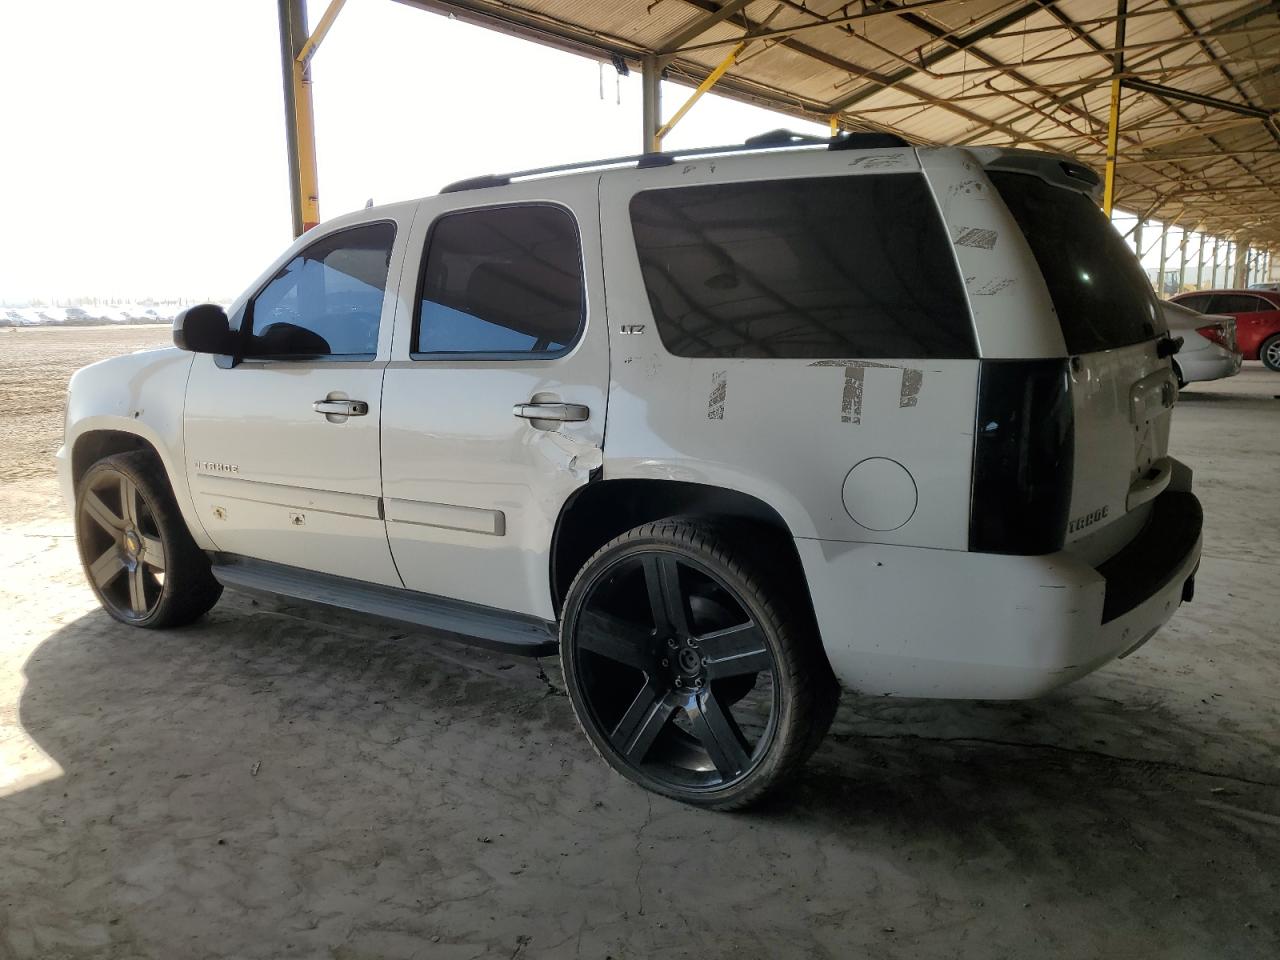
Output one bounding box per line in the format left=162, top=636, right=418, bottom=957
left=439, top=130, right=913, bottom=194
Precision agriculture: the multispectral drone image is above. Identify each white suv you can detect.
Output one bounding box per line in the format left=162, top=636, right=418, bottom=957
left=59, top=133, right=1203, bottom=809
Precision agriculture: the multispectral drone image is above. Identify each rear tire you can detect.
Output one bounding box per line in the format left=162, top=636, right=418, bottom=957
left=75, top=450, right=222, bottom=628
left=1260, top=334, right=1280, bottom=372
left=560, top=519, right=838, bottom=810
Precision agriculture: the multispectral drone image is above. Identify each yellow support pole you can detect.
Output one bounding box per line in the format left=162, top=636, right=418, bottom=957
left=829, top=115, right=839, bottom=136
left=653, top=41, right=747, bottom=149
left=1103, top=76, right=1121, bottom=218
left=292, top=58, right=321, bottom=233
left=1103, top=0, right=1127, bottom=219
left=298, top=0, right=348, bottom=68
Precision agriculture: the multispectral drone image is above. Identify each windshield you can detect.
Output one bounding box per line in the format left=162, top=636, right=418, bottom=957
left=990, top=171, right=1163, bottom=355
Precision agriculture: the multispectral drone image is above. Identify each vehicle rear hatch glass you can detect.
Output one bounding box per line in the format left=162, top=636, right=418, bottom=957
left=989, top=171, right=1163, bottom=353
left=990, top=169, right=1175, bottom=560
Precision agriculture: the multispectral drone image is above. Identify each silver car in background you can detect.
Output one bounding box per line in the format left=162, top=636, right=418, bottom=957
left=1161, top=299, right=1241, bottom=387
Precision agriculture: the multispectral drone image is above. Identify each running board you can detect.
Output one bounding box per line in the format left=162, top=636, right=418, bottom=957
left=209, top=555, right=558, bottom=657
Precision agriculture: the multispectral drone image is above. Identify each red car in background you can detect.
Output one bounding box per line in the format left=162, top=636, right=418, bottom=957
left=1170, top=289, right=1280, bottom=371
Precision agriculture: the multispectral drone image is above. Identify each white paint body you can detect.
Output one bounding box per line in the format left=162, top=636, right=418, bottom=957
left=58, top=143, right=1201, bottom=700
left=1161, top=300, right=1242, bottom=385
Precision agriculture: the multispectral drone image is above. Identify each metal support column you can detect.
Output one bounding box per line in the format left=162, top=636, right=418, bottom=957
left=641, top=56, right=662, bottom=153
left=1177, top=226, right=1189, bottom=293
left=1211, top=238, right=1220, bottom=287
left=1102, top=0, right=1127, bottom=216
left=1195, top=232, right=1206, bottom=288
left=278, top=0, right=320, bottom=237
left=1233, top=239, right=1251, bottom=288
left=1157, top=221, right=1169, bottom=296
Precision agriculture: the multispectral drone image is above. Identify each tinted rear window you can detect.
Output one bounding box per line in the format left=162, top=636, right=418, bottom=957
left=990, top=171, right=1161, bottom=355
left=413, top=204, right=584, bottom=357
left=1209, top=293, right=1269, bottom=314
left=629, top=175, right=974, bottom=359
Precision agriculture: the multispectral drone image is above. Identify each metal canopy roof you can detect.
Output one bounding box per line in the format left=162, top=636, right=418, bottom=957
left=396, top=0, right=1280, bottom=248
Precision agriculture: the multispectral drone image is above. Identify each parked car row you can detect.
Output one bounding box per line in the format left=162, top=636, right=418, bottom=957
left=1, top=305, right=183, bottom=327
left=1170, top=288, right=1280, bottom=371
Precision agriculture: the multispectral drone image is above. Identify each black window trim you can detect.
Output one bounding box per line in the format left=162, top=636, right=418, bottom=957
left=409, top=201, right=587, bottom=363
left=235, top=218, right=399, bottom=365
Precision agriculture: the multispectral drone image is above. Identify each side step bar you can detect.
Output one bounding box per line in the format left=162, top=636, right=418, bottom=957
left=209, top=555, right=558, bottom=657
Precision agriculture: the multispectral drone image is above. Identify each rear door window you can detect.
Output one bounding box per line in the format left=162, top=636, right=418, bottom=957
left=628, top=174, right=974, bottom=359
left=1174, top=294, right=1212, bottom=313
left=989, top=171, right=1162, bottom=355
left=1208, top=294, right=1269, bottom=314
left=413, top=204, right=584, bottom=357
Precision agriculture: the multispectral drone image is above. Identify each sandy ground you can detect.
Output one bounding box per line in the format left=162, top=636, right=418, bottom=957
left=0, top=326, right=172, bottom=484
left=1, top=326, right=1278, bottom=959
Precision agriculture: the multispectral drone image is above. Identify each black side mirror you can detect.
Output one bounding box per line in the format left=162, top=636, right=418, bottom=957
left=173, top=303, right=234, bottom=354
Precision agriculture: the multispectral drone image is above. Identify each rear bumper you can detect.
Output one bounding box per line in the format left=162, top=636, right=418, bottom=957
left=799, top=482, right=1202, bottom=700
left=1178, top=344, right=1241, bottom=384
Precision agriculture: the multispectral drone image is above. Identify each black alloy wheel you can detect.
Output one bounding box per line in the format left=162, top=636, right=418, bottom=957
left=75, top=451, right=222, bottom=628
left=561, top=520, right=837, bottom=810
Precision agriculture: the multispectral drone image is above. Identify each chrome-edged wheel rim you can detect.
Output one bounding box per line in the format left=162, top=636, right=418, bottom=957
left=1263, top=338, right=1280, bottom=370
left=569, top=550, right=779, bottom=793
left=77, top=469, right=166, bottom=622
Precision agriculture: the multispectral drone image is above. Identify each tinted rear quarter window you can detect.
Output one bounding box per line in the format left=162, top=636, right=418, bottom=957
left=414, top=204, right=584, bottom=357
left=1209, top=294, right=1269, bottom=314
left=629, top=174, right=974, bottom=359
left=989, top=171, right=1161, bottom=355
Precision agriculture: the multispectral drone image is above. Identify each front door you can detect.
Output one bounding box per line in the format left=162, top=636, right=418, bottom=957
left=183, top=215, right=411, bottom=586
left=380, top=183, right=609, bottom=620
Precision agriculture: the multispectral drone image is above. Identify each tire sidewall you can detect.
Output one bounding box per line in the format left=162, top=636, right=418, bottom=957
left=560, top=527, right=804, bottom=809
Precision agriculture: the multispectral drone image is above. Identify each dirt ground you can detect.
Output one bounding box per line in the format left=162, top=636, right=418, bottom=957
left=1, top=326, right=1278, bottom=960
left=0, top=325, right=173, bottom=484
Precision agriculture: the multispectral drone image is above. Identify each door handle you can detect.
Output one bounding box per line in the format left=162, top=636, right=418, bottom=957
left=313, top=399, right=369, bottom=416
left=512, top=402, right=589, bottom=423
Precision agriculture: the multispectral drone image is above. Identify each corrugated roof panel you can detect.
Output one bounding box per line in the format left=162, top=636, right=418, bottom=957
left=400, top=0, right=1280, bottom=245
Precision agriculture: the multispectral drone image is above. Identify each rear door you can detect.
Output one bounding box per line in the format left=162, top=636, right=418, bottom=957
left=184, top=216, right=409, bottom=586
left=1207, top=293, right=1274, bottom=357
left=379, top=181, right=609, bottom=620
left=987, top=168, right=1176, bottom=562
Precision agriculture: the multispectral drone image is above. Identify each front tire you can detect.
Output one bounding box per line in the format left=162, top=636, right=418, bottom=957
left=560, top=519, right=837, bottom=810
left=1260, top=334, right=1280, bottom=372
left=75, top=450, right=222, bottom=628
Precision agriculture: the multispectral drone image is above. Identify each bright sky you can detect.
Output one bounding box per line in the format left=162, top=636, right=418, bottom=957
left=1, top=1, right=1255, bottom=304
left=0, top=0, right=827, bottom=303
